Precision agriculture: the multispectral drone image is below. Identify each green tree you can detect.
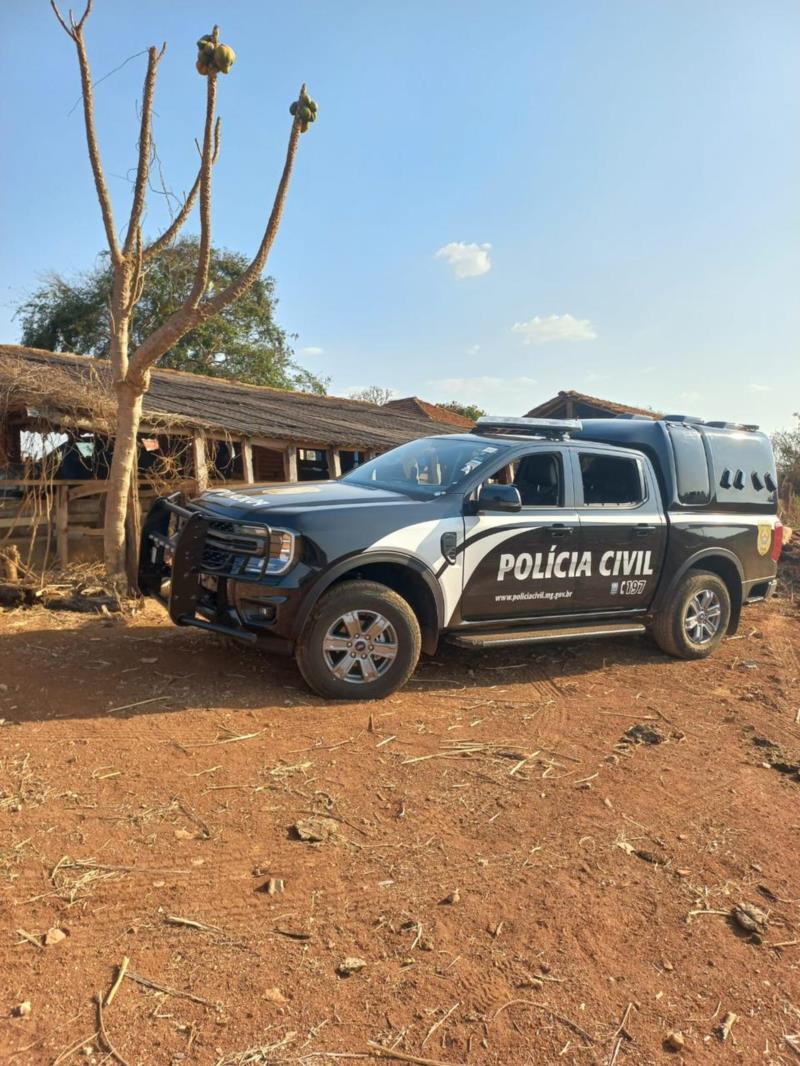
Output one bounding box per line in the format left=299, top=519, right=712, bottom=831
left=439, top=400, right=486, bottom=421
left=16, top=238, right=327, bottom=394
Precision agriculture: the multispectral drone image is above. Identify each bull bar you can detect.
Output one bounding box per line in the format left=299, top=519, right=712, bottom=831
left=138, top=493, right=268, bottom=643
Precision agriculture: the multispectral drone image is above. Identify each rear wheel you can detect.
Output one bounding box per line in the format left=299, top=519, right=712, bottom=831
left=296, top=580, right=421, bottom=700
left=651, top=570, right=731, bottom=659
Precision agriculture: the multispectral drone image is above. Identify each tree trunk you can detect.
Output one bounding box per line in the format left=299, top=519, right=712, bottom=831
left=124, top=464, right=142, bottom=592
left=103, top=266, right=139, bottom=587
left=104, top=380, right=143, bottom=583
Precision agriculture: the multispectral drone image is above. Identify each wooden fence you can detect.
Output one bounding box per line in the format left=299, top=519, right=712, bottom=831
left=0, top=478, right=197, bottom=568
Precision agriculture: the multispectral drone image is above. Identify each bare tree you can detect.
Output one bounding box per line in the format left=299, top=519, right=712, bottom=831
left=50, top=1, right=317, bottom=587
left=349, top=386, right=396, bottom=406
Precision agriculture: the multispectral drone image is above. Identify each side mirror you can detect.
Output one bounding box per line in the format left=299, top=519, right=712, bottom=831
left=477, top=483, right=522, bottom=513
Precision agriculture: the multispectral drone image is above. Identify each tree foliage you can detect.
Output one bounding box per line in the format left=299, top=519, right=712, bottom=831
left=16, top=237, right=328, bottom=394
left=772, top=414, right=800, bottom=523
left=439, top=400, right=487, bottom=421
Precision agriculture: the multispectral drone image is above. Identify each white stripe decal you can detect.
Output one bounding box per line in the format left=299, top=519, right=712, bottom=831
left=366, top=519, right=464, bottom=624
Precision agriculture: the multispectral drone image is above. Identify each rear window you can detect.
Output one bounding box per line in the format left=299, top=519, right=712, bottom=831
left=705, top=429, right=778, bottom=507
left=667, top=424, right=710, bottom=504
left=579, top=453, right=643, bottom=506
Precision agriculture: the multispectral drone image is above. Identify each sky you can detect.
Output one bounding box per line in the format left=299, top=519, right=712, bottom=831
left=2, top=0, right=799, bottom=432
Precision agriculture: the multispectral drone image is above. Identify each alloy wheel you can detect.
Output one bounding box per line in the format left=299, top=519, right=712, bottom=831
left=322, top=610, right=399, bottom=684
left=684, top=588, right=722, bottom=645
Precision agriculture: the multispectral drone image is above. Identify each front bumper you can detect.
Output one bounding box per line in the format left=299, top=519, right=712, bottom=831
left=138, top=494, right=292, bottom=651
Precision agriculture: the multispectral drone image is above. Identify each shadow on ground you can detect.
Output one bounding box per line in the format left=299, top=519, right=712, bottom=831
left=1, top=611, right=673, bottom=725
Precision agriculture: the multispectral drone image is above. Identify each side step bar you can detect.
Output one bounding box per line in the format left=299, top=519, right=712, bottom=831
left=447, top=621, right=647, bottom=649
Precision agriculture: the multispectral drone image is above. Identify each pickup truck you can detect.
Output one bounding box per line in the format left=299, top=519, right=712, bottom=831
left=140, top=415, right=783, bottom=699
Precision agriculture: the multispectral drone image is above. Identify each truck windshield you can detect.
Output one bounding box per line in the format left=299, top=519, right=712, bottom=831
left=342, top=437, right=507, bottom=495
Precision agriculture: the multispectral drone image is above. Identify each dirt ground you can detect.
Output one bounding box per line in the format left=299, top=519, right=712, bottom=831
left=1, top=576, right=799, bottom=1065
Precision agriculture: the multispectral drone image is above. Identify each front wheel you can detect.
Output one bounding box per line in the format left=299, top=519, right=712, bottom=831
left=296, top=580, right=421, bottom=700
left=651, top=570, right=731, bottom=660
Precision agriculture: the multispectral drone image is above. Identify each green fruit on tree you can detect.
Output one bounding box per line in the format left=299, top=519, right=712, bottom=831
left=196, top=57, right=212, bottom=76
left=290, top=101, right=298, bottom=116
left=213, top=44, right=236, bottom=73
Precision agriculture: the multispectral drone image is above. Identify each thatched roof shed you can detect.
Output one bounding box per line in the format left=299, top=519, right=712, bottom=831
left=0, top=344, right=465, bottom=450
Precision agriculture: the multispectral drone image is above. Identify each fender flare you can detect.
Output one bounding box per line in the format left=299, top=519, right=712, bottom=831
left=291, top=550, right=446, bottom=642
left=652, top=547, right=745, bottom=630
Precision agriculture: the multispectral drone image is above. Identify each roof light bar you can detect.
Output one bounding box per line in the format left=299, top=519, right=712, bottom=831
left=705, top=420, right=760, bottom=432
left=473, top=415, right=582, bottom=439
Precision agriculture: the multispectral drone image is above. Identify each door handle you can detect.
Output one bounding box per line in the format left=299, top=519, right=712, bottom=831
left=548, top=523, right=574, bottom=537
left=634, top=524, right=656, bottom=537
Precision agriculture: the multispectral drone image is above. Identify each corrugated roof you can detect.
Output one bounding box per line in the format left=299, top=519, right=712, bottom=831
left=525, top=390, right=660, bottom=420
left=0, top=345, right=463, bottom=449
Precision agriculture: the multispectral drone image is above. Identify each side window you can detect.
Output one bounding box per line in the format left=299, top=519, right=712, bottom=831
left=512, top=452, right=563, bottom=507
left=667, top=424, right=710, bottom=504
left=579, top=453, right=643, bottom=507
left=482, top=463, right=514, bottom=487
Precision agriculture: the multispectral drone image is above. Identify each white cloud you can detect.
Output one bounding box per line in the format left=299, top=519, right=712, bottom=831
left=466, top=344, right=481, bottom=355
left=679, top=390, right=702, bottom=404
left=428, top=375, right=538, bottom=414
left=300, top=346, right=324, bottom=356
left=512, top=313, right=597, bottom=345
left=435, top=241, right=492, bottom=279
left=748, top=383, right=772, bottom=393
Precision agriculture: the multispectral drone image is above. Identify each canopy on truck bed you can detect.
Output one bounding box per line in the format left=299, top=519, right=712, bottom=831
left=574, top=417, right=778, bottom=514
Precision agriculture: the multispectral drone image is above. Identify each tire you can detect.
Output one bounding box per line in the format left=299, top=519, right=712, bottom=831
left=296, top=580, right=421, bottom=700
left=651, top=570, right=731, bottom=660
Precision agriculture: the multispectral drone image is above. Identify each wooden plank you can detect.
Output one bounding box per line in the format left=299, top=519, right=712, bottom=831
left=192, top=431, right=209, bottom=493
left=288, top=443, right=300, bottom=481
left=0, top=516, right=42, bottom=530
left=0, top=479, right=107, bottom=489
left=327, top=448, right=342, bottom=479
left=67, top=481, right=110, bottom=500
left=241, top=439, right=254, bottom=484
left=56, top=485, right=69, bottom=567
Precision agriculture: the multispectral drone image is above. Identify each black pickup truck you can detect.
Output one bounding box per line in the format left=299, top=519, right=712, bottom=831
left=140, top=415, right=783, bottom=699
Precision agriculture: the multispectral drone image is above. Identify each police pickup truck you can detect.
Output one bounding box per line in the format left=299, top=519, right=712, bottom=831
left=139, top=415, right=783, bottom=700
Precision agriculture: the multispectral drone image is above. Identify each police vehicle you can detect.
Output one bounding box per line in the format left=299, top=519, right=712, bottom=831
left=139, top=415, right=783, bottom=700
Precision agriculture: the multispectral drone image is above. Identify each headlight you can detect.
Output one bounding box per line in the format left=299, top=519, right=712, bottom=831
left=266, top=529, right=295, bottom=574
left=239, top=525, right=296, bottom=575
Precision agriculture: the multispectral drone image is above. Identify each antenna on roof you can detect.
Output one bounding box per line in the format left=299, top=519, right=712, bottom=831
left=473, top=416, right=582, bottom=439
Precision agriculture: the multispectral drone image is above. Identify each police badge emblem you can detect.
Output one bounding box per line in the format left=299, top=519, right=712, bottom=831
left=757, top=524, right=772, bottom=557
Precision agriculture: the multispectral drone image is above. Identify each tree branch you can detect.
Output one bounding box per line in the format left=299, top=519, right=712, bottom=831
left=51, top=0, right=121, bottom=263
left=202, top=97, right=303, bottom=316
left=123, top=44, right=164, bottom=255
left=127, top=94, right=304, bottom=385
left=143, top=117, right=220, bottom=262
left=187, top=30, right=219, bottom=307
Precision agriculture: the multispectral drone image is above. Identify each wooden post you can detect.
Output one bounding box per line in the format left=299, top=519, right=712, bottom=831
left=193, top=431, right=209, bottom=493
left=56, top=484, right=69, bottom=568
left=327, top=447, right=342, bottom=479
left=283, top=445, right=298, bottom=482
left=242, top=439, right=254, bottom=484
